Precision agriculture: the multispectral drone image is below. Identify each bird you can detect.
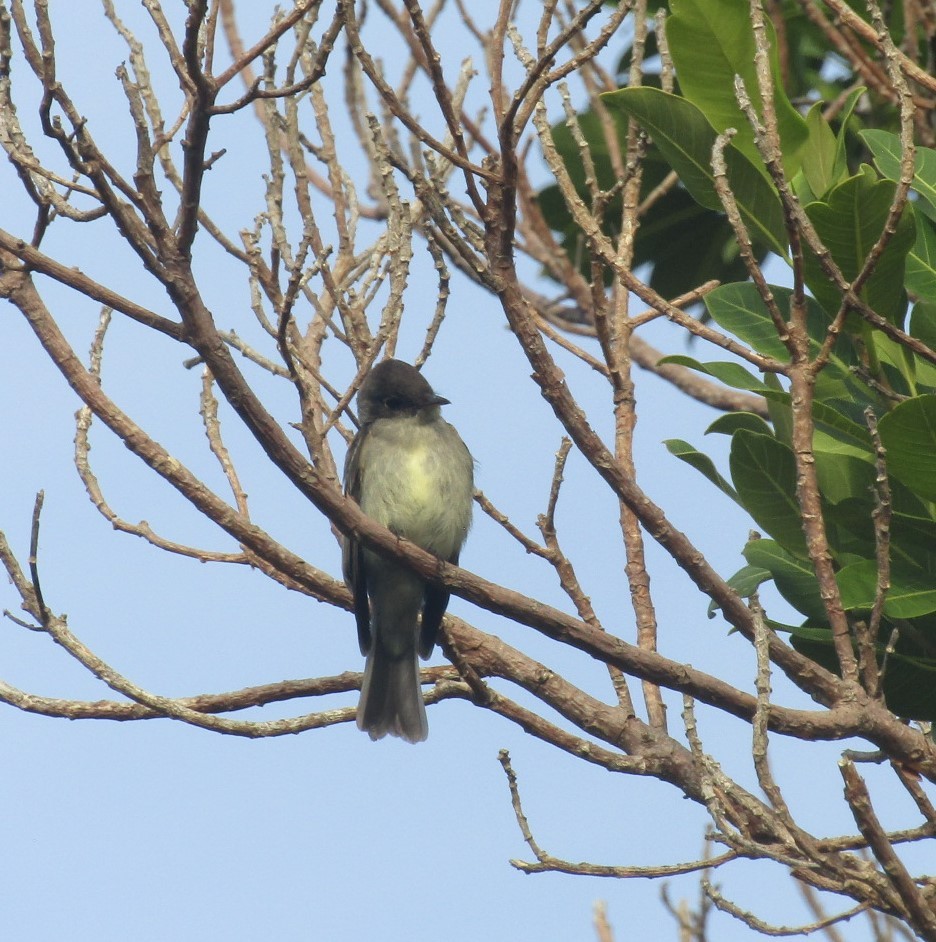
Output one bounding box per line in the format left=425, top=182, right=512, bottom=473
left=342, top=359, right=474, bottom=742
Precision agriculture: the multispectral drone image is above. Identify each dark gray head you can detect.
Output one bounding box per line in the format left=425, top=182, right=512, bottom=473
left=357, top=359, right=449, bottom=424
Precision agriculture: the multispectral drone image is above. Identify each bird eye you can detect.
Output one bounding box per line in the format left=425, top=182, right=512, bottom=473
left=383, top=396, right=404, bottom=409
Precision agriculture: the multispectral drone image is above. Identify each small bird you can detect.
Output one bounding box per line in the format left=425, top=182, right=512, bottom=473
left=342, top=359, right=474, bottom=742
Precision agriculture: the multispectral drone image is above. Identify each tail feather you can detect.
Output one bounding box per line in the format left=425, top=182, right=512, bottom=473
left=357, top=644, right=428, bottom=743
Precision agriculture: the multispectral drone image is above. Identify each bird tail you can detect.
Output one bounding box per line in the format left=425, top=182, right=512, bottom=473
left=357, top=643, right=428, bottom=743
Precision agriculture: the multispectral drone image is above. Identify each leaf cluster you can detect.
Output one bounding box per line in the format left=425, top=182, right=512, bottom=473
left=538, top=0, right=923, bottom=294
left=668, top=279, right=936, bottom=719
left=546, top=0, right=936, bottom=719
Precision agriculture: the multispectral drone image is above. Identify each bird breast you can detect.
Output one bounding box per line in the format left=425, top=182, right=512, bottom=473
left=357, top=413, right=473, bottom=557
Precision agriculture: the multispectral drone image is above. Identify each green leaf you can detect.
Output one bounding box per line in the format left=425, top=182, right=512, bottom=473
left=906, top=212, right=936, bottom=299
left=601, top=87, right=788, bottom=256
left=814, top=450, right=875, bottom=505
left=708, top=563, right=771, bottom=618
left=702, top=282, right=875, bottom=414
left=726, top=563, right=772, bottom=598
left=832, top=88, right=865, bottom=186
left=548, top=107, right=630, bottom=191
left=630, top=186, right=764, bottom=297
left=801, top=102, right=841, bottom=198
left=764, top=373, right=792, bottom=446
left=909, top=301, right=936, bottom=390
left=791, top=623, right=936, bottom=721
left=706, top=412, right=773, bottom=437
left=891, top=511, right=936, bottom=574
left=812, top=427, right=874, bottom=460
left=820, top=496, right=876, bottom=562
left=537, top=117, right=766, bottom=295
left=664, top=439, right=738, bottom=499
left=862, top=129, right=936, bottom=218
left=658, top=355, right=771, bottom=392
left=760, top=388, right=872, bottom=453
left=667, top=0, right=808, bottom=177
left=669, top=359, right=871, bottom=446
left=827, top=498, right=936, bottom=572
left=743, top=539, right=826, bottom=620
left=876, top=647, right=936, bottom=722
left=748, top=378, right=871, bottom=457
left=730, top=431, right=806, bottom=555
left=804, top=167, right=916, bottom=323
left=877, top=394, right=936, bottom=501
left=838, top=560, right=936, bottom=618
left=791, top=90, right=862, bottom=205
left=910, top=300, right=936, bottom=349
left=703, top=283, right=858, bottom=396
left=872, top=331, right=920, bottom=397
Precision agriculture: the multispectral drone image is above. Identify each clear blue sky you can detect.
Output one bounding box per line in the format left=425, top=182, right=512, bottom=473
left=0, top=5, right=916, bottom=940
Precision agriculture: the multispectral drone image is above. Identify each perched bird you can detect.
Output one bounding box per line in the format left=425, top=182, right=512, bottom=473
left=342, top=359, right=474, bottom=742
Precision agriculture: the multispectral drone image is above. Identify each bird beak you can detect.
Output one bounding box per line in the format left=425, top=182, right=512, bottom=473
left=431, top=395, right=450, bottom=406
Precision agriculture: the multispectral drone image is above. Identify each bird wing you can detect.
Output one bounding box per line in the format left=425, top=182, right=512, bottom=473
left=418, top=549, right=458, bottom=659
left=343, top=431, right=373, bottom=655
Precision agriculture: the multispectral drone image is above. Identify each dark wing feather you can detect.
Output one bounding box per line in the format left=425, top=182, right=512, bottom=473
left=343, top=431, right=372, bottom=655
left=418, top=550, right=459, bottom=659
left=343, top=534, right=372, bottom=655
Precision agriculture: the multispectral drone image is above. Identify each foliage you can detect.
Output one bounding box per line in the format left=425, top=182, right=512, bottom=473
left=543, top=1, right=936, bottom=726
